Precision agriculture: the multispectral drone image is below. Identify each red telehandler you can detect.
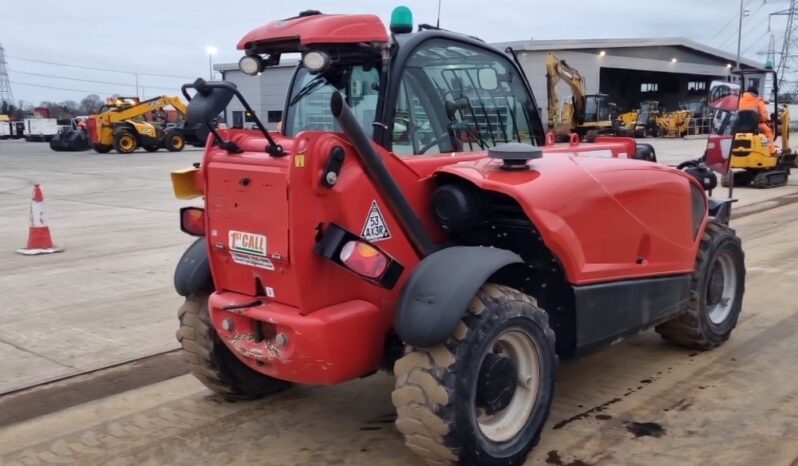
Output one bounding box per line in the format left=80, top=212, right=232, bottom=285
left=169, top=8, right=745, bottom=465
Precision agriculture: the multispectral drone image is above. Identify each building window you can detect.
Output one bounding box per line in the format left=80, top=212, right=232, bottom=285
left=267, top=110, right=283, bottom=123
left=641, top=83, right=658, bottom=93
left=688, top=81, right=707, bottom=92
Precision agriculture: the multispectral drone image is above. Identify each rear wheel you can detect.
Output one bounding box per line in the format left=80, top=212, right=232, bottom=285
left=165, top=131, right=185, bottom=152
left=656, top=221, right=745, bottom=350
left=177, top=292, right=291, bottom=398
left=114, top=130, right=138, bottom=153
left=392, top=284, right=557, bottom=466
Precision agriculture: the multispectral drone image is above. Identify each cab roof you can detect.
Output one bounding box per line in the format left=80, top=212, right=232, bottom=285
left=237, top=12, right=389, bottom=52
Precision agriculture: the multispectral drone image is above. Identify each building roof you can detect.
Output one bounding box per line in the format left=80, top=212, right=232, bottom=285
left=215, top=37, right=767, bottom=73
left=493, top=37, right=766, bottom=71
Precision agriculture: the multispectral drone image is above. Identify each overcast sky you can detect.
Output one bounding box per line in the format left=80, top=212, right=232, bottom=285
left=1, top=0, right=788, bottom=105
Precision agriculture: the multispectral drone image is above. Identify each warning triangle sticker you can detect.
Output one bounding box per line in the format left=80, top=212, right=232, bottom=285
left=361, top=200, right=391, bottom=241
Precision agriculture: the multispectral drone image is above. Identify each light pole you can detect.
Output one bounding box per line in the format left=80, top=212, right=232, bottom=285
left=206, top=46, right=218, bottom=80
left=736, top=1, right=751, bottom=71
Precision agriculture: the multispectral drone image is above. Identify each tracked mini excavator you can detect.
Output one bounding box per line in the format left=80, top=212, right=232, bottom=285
left=721, top=69, right=797, bottom=188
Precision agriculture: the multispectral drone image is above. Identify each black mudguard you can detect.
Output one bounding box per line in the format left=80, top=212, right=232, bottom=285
left=174, top=238, right=212, bottom=296
left=708, top=196, right=735, bottom=224
left=394, top=246, right=523, bottom=348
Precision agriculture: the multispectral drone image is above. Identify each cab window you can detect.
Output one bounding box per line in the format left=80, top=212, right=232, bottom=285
left=392, top=39, right=539, bottom=156
left=284, top=65, right=380, bottom=136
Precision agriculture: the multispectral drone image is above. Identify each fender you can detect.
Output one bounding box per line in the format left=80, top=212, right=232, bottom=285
left=708, top=196, right=735, bottom=224
left=394, top=246, right=522, bottom=348
left=174, top=238, right=213, bottom=296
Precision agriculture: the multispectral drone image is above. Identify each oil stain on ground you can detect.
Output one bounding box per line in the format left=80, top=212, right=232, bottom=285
left=624, top=421, right=666, bottom=438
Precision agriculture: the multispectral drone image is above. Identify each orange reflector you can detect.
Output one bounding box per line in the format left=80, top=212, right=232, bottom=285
left=339, top=241, right=388, bottom=279
left=180, top=207, right=205, bottom=236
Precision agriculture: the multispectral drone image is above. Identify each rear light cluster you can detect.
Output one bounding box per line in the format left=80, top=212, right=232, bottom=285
left=180, top=207, right=206, bottom=236
left=315, top=224, right=404, bottom=289
left=339, top=241, right=389, bottom=279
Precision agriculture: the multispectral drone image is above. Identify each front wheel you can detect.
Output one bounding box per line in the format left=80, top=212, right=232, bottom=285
left=177, top=292, right=291, bottom=398
left=656, top=221, right=745, bottom=349
left=165, top=131, right=185, bottom=152
left=114, top=130, right=138, bottom=153
left=392, top=284, right=557, bottom=466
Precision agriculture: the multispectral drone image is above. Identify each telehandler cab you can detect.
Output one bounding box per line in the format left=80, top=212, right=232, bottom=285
left=170, top=8, right=746, bottom=466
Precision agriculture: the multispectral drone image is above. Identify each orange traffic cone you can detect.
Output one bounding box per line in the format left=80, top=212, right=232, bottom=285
left=16, top=184, right=64, bottom=256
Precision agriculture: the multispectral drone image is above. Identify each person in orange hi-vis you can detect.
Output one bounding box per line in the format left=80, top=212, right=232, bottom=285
left=738, top=85, right=777, bottom=154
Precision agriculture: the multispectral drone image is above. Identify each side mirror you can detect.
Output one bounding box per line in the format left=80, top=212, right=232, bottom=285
left=185, top=79, right=235, bottom=125
left=478, top=68, right=499, bottom=91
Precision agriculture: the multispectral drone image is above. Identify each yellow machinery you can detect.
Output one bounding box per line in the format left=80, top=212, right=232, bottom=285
left=655, top=110, right=692, bottom=138
left=545, top=53, right=620, bottom=140
left=87, top=95, right=192, bottom=154
left=618, top=110, right=638, bottom=131
left=723, top=105, right=796, bottom=188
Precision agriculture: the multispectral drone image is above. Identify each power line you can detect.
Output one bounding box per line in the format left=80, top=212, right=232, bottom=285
left=8, top=69, right=179, bottom=90
left=10, top=80, right=114, bottom=95
left=7, top=56, right=194, bottom=80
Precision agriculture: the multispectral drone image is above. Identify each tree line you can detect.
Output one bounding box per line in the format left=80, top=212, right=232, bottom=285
left=1, top=94, right=106, bottom=120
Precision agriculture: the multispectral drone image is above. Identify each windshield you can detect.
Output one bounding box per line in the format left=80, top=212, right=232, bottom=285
left=391, top=39, right=540, bottom=156
left=283, top=65, right=380, bottom=137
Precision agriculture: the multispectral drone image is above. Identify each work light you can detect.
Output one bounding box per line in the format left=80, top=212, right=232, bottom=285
left=239, top=55, right=263, bottom=76
left=303, top=51, right=330, bottom=74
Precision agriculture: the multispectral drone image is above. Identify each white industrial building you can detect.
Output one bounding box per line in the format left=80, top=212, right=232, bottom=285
left=215, top=37, right=766, bottom=129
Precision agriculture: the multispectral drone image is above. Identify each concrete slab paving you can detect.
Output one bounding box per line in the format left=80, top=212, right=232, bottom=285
left=0, top=140, right=203, bottom=393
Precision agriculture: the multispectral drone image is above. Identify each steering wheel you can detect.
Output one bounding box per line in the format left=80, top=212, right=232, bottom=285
left=417, top=130, right=452, bottom=155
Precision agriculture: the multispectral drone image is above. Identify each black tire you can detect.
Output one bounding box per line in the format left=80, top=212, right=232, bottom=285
left=92, top=143, right=113, bottom=154
left=114, top=130, right=138, bottom=154
left=656, top=221, right=745, bottom=350
left=392, top=284, right=557, bottom=466
left=165, top=131, right=186, bottom=152
left=177, top=292, right=291, bottom=398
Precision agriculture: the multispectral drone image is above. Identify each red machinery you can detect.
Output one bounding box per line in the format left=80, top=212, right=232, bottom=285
left=170, top=8, right=745, bottom=466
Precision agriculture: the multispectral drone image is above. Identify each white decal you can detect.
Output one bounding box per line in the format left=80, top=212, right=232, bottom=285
left=618, top=152, right=628, bottom=159
left=230, top=251, right=275, bottom=270
left=265, top=287, right=275, bottom=298
left=577, top=149, right=613, bottom=158
left=229, top=230, right=267, bottom=256
left=361, top=200, right=391, bottom=241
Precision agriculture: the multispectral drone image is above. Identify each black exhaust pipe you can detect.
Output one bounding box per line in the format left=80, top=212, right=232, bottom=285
left=330, top=91, right=435, bottom=257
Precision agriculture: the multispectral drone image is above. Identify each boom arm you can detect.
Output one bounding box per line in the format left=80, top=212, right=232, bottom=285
left=544, top=53, right=587, bottom=129
left=98, top=95, right=188, bottom=124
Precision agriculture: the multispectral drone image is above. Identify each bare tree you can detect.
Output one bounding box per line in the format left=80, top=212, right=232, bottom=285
left=79, top=94, right=103, bottom=115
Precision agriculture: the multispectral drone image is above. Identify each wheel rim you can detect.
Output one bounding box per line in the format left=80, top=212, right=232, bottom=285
left=172, top=136, right=183, bottom=149
left=706, top=250, right=738, bottom=324
left=120, top=136, right=134, bottom=150
left=474, top=329, right=540, bottom=442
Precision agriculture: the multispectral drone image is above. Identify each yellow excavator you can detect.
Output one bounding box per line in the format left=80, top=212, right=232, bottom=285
left=656, top=109, right=692, bottom=138
left=545, top=53, right=621, bottom=140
